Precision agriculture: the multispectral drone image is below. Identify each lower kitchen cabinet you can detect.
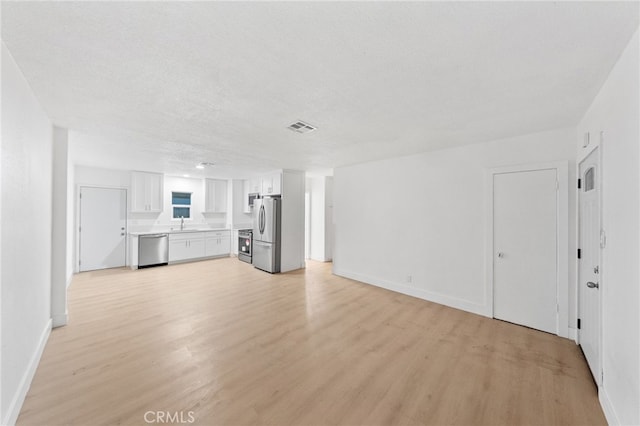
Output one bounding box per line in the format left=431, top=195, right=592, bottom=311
left=168, top=230, right=230, bottom=263
left=168, top=233, right=205, bottom=262
left=205, top=231, right=231, bottom=257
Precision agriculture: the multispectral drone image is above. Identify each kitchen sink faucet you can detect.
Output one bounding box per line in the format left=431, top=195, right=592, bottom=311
left=180, top=216, right=185, bottom=231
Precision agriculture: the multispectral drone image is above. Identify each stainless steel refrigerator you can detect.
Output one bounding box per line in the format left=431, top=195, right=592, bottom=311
left=252, top=197, right=281, bottom=273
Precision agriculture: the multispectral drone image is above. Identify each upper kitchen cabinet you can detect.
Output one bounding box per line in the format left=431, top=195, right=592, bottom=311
left=131, top=171, right=163, bottom=213
left=204, top=179, right=228, bottom=213
left=261, top=172, right=282, bottom=196
left=248, top=178, right=261, bottom=194
left=243, top=180, right=252, bottom=213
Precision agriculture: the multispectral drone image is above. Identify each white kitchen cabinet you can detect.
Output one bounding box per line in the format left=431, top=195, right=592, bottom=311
left=205, top=230, right=231, bottom=257
left=261, top=172, right=282, bottom=196
left=248, top=178, right=261, bottom=194
left=169, top=232, right=205, bottom=262
left=243, top=180, right=252, bottom=213
left=131, top=171, right=163, bottom=213
left=204, top=179, right=228, bottom=213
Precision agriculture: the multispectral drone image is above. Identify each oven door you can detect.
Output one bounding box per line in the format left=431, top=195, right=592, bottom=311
left=238, top=232, right=252, bottom=263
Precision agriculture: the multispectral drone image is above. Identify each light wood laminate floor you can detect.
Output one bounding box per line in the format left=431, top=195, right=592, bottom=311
left=18, top=258, right=605, bottom=426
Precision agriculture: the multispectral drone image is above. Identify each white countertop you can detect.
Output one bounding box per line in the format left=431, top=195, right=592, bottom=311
left=129, top=228, right=230, bottom=236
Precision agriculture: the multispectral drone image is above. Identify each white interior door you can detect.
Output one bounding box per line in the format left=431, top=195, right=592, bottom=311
left=80, top=187, right=127, bottom=271
left=578, top=148, right=601, bottom=384
left=493, top=169, right=558, bottom=334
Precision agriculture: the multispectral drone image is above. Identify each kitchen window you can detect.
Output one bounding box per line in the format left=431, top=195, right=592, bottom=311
left=172, top=192, right=192, bottom=219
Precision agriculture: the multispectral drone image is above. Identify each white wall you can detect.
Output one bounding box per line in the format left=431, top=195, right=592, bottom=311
left=576, top=29, right=639, bottom=426
left=51, top=127, right=70, bottom=327
left=1, top=42, right=53, bottom=426
left=0, top=43, right=3, bottom=426
left=325, top=177, right=334, bottom=261
left=73, top=165, right=236, bottom=269
left=334, top=127, right=576, bottom=322
left=162, top=175, right=226, bottom=228
left=229, top=179, right=253, bottom=256
left=73, top=165, right=229, bottom=230
left=230, top=179, right=252, bottom=229
left=66, top=143, right=75, bottom=285
left=306, top=176, right=334, bottom=262
left=308, top=177, right=326, bottom=261
left=280, top=170, right=306, bottom=272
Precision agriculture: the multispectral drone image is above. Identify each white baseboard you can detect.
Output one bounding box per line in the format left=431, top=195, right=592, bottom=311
left=2, top=319, right=52, bottom=426
left=333, top=267, right=490, bottom=318
left=52, top=311, right=68, bottom=328
left=568, top=327, right=578, bottom=343
left=309, top=256, right=332, bottom=262
left=599, top=386, right=619, bottom=426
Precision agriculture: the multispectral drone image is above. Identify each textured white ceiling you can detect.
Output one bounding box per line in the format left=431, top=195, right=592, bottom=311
left=2, top=1, right=638, bottom=176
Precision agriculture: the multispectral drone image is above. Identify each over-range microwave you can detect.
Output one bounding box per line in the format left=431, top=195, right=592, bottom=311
left=248, top=193, right=259, bottom=208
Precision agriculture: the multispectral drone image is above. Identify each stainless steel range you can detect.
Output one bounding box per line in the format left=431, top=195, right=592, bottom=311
left=238, top=229, right=252, bottom=264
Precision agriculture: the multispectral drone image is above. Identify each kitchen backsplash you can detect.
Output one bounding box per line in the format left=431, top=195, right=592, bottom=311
left=127, top=216, right=228, bottom=233
left=127, top=220, right=252, bottom=233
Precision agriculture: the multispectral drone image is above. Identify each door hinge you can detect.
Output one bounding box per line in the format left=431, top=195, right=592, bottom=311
left=577, top=248, right=581, bottom=259
left=79, top=226, right=82, bottom=232
left=577, top=178, right=581, bottom=189
left=577, top=318, right=581, bottom=329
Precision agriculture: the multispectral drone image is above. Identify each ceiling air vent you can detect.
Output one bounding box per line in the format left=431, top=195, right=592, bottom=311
left=287, top=120, right=316, bottom=134
left=196, top=162, right=215, bottom=169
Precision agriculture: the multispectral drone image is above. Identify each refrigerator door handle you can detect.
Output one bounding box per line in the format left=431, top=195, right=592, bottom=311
left=259, top=205, right=265, bottom=234
left=258, top=205, right=262, bottom=234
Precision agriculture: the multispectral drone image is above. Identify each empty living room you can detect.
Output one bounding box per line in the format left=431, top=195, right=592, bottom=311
left=1, top=1, right=639, bottom=425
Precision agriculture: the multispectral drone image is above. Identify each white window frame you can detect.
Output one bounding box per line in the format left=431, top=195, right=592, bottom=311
left=171, top=191, right=193, bottom=220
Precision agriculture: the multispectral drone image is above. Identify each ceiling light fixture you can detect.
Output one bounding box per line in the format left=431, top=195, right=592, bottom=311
left=287, top=120, right=316, bottom=134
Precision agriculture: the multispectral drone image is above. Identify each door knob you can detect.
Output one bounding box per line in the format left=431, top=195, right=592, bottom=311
left=586, top=281, right=599, bottom=289
left=497, top=252, right=504, bottom=258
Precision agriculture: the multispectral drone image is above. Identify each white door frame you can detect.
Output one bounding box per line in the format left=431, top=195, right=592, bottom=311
left=485, top=161, right=569, bottom=337
left=76, top=185, right=128, bottom=272
left=577, top=145, right=603, bottom=383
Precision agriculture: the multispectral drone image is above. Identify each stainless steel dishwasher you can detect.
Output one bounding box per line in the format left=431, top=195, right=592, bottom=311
left=138, top=234, right=169, bottom=268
